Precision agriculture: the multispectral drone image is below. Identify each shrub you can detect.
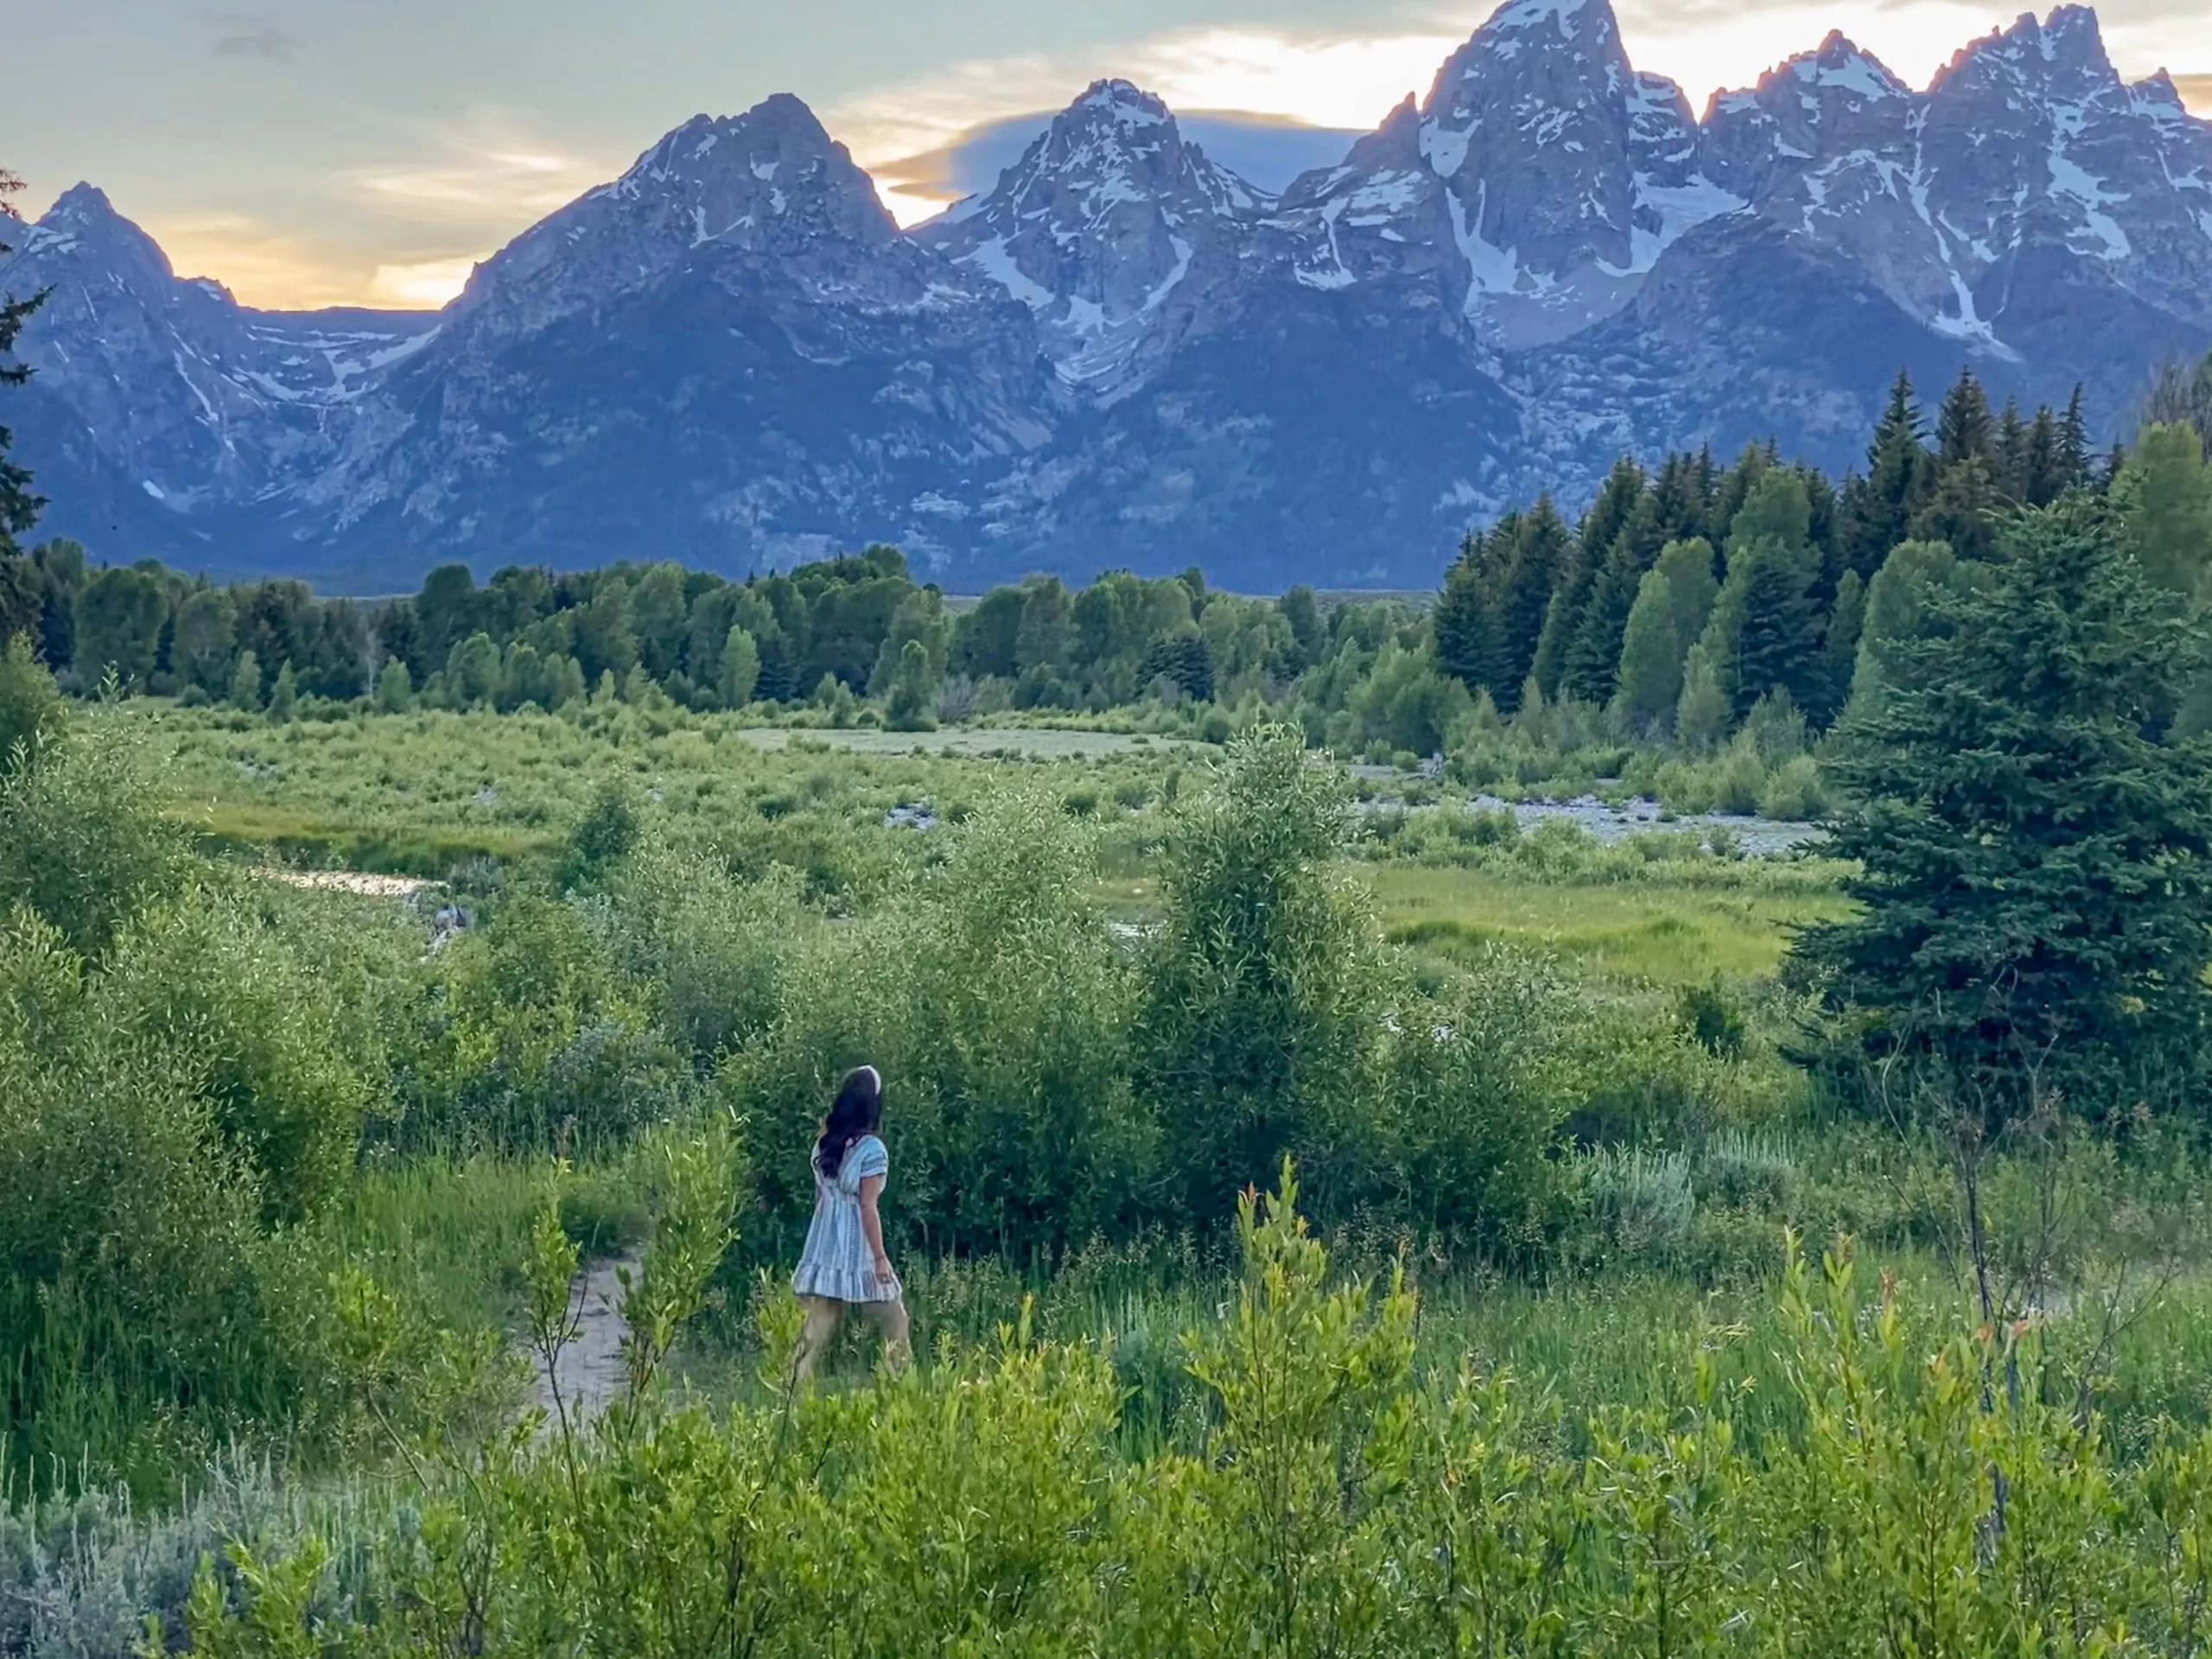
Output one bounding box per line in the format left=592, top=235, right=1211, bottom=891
left=0, top=724, right=190, bottom=958
left=721, top=785, right=1149, bottom=1259
left=1583, top=1145, right=1695, bottom=1258
left=588, top=832, right=809, bottom=1064
left=1134, top=725, right=1387, bottom=1223
left=1381, top=947, right=1579, bottom=1261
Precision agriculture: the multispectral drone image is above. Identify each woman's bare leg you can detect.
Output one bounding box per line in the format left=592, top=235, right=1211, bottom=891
left=794, top=1296, right=842, bottom=1385
left=863, top=1298, right=911, bottom=1374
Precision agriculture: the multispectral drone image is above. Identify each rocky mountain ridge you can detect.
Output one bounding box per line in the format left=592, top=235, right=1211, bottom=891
left=3, top=0, right=2208, bottom=591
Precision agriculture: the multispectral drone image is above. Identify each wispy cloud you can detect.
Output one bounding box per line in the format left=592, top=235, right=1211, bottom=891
left=211, top=15, right=298, bottom=62
left=348, top=116, right=617, bottom=225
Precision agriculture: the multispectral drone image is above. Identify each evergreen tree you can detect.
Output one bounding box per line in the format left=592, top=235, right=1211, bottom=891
left=1529, top=540, right=1590, bottom=701
left=1562, top=493, right=1664, bottom=703
left=1849, top=538, right=1986, bottom=721
left=1840, top=371, right=1929, bottom=577
left=1, top=169, right=49, bottom=563
left=1573, top=458, right=1645, bottom=600
left=1611, top=569, right=1681, bottom=731
left=1494, top=497, right=1571, bottom=710
left=1702, top=469, right=1819, bottom=709
left=2143, top=348, right=2212, bottom=455
left=1433, top=524, right=1507, bottom=696
left=1728, top=543, right=1825, bottom=716
left=2056, top=385, right=2092, bottom=491
left=1139, top=630, right=1214, bottom=702
left=1935, top=365, right=1996, bottom=468
left=1912, top=454, right=1999, bottom=563
left=1815, top=569, right=1865, bottom=726
left=1796, top=497, right=2212, bottom=1110
left=1995, top=396, right=2030, bottom=503
left=1649, top=451, right=1708, bottom=543
left=2023, top=404, right=2064, bottom=506
left=1277, top=584, right=1321, bottom=671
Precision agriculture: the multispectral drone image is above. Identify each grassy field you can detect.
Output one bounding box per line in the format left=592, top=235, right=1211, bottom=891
left=1363, top=863, right=1854, bottom=985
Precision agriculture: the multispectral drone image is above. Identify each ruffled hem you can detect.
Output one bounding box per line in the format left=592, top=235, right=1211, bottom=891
left=791, top=1263, right=900, bottom=1304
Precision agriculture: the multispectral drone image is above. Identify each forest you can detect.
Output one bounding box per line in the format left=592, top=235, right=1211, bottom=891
left=13, top=164, right=2212, bottom=1652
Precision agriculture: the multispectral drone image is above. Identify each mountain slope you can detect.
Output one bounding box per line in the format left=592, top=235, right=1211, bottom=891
left=3, top=0, right=2208, bottom=590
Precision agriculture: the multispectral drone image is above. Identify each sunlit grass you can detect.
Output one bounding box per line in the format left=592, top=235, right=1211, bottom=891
left=1363, top=864, right=1854, bottom=985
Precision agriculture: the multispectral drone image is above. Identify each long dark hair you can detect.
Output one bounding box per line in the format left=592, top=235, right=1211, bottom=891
left=814, top=1065, right=883, bottom=1179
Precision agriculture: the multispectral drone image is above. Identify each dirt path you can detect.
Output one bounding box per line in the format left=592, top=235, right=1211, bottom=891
left=529, top=1251, right=642, bottom=1430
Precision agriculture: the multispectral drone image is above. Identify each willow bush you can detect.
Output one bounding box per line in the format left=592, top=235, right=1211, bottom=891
left=175, top=1169, right=2212, bottom=1659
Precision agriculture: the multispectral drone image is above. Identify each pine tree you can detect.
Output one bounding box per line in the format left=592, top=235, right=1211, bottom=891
left=1562, top=493, right=1665, bottom=703
left=1935, top=365, right=1996, bottom=468
left=1433, top=526, right=1506, bottom=696
left=1, top=170, right=51, bottom=569
left=1529, top=541, right=1590, bottom=701
left=1911, top=454, right=1999, bottom=563
left=1576, top=458, right=1646, bottom=581
left=1494, top=496, right=1572, bottom=710
left=2023, top=404, right=2064, bottom=506
left=2056, top=385, right=2092, bottom=491
left=1840, top=370, right=1929, bottom=578
left=1995, top=396, right=2029, bottom=503
left=1611, top=569, right=1682, bottom=731
left=1814, top=569, right=1865, bottom=726
left=1729, top=543, right=1824, bottom=716
left=1797, top=496, right=2212, bottom=1110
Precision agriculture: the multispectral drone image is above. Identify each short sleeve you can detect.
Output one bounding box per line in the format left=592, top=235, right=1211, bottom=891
left=847, top=1135, right=888, bottom=1184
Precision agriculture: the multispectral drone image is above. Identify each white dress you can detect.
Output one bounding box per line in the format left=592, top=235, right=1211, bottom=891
left=791, top=1135, right=897, bottom=1303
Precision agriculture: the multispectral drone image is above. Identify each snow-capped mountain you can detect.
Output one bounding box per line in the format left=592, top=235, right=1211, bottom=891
left=3, top=0, right=2208, bottom=590
left=918, top=79, right=1272, bottom=400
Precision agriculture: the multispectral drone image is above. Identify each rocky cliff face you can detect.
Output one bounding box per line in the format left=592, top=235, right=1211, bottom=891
left=4, top=0, right=2209, bottom=590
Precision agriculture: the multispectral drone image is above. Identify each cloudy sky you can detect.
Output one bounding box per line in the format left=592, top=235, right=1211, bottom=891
left=5, top=0, right=2207, bottom=310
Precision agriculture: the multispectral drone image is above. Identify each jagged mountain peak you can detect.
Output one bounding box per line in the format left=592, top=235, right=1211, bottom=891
left=445, top=92, right=897, bottom=334
left=14, top=182, right=174, bottom=278
left=1932, top=4, right=2120, bottom=101
left=917, top=75, right=1271, bottom=397
left=1472, top=0, right=1618, bottom=50
left=1796, top=33, right=1911, bottom=99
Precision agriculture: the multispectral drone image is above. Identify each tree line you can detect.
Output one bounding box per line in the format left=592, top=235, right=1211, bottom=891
left=8, top=168, right=2212, bottom=777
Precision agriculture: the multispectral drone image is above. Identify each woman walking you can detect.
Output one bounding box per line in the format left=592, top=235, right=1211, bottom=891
left=791, top=1065, right=909, bottom=1381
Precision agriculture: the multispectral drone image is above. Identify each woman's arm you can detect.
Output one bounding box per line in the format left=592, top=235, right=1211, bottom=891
left=858, top=1173, right=894, bottom=1286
